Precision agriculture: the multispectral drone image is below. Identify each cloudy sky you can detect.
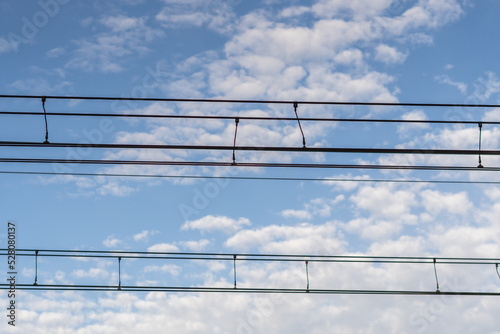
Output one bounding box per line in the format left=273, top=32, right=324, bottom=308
left=1, top=0, right=500, bottom=332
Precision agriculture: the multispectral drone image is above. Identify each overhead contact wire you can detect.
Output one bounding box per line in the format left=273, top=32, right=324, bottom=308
left=3, top=94, right=500, bottom=108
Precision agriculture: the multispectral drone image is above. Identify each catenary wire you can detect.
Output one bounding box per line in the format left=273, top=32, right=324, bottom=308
left=1, top=170, right=500, bottom=184
left=0, top=284, right=499, bottom=296
left=1, top=141, right=499, bottom=156
left=3, top=94, right=500, bottom=108
left=1, top=110, right=500, bottom=126
left=1, top=158, right=499, bottom=171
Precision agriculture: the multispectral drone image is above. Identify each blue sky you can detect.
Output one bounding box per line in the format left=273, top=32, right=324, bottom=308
left=1, top=0, right=500, bottom=333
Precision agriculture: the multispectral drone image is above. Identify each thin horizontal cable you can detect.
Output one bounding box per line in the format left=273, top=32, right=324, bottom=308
left=0, top=284, right=499, bottom=296
left=1, top=158, right=499, bottom=171
left=1, top=110, right=498, bottom=125
left=2, top=94, right=500, bottom=108
left=1, top=170, right=499, bottom=185
left=1, top=141, right=499, bottom=156
left=3, top=249, right=499, bottom=263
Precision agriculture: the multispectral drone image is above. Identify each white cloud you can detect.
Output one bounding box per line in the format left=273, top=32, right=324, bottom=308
left=321, top=174, right=373, bottom=192
left=103, top=236, right=122, bottom=248
left=179, top=239, right=210, bottom=251
left=368, top=235, right=427, bottom=256
left=101, top=15, right=145, bottom=32
left=156, top=0, right=237, bottom=33
left=374, top=44, right=408, bottom=64
left=281, top=196, right=344, bottom=220
left=9, top=78, right=72, bottom=94
left=46, top=47, right=66, bottom=58
left=98, top=182, right=136, bottom=197
left=350, top=184, right=417, bottom=220
left=397, top=110, right=430, bottom=135
left=429, top=226, right=500, bottom=258
left=435, top=74, right=467, bottom=94
left=133, top=230, right=159, bottom=242
left=281, top=209, right=312, bottom=220
left=54, top=0, right=471, bottom=196
left=471, top=71, right=500, bottom=102
left=182, top=215, right=251, bottom=233
left=339, top=184, right=422, bottom=240
left=421, top=189, right=472, bottom=216
left=4, top=1, right=500, bottom=333
left=225, top=222, right=346, bottom=254
left=148, top=243, right=180, bottom=252
left=72, top=267, right=110, bottom=279
left=341, top=217, right=404, bottom=240
left=279, top=6, right=311, bottom=18
left=66, top=15, right=164, bottom=73
left=143, top=264, right=182, bottom=276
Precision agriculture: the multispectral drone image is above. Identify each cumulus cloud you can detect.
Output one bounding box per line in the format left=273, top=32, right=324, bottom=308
left=281, top=196, right=345, bottom=220
left=103, top=236, right=123, bottom=248
left=178, top=239, right=211, bottom=251
left=6, top=1, right=500, bottom=333
left=182, top=215, right=251, bottom=233
left=143, top=264, right=182, bottom=276
left=421, top=189, right=472, bottom=216
left=397, top=110, right=430, bottom=135
left=148, top=243, right=180, bottom=252
left=350, top=184, right=417, bottom=220
left=133, top=230, right=159, bottom=242
left=225, top=222, right=346, bottom=254
left=52, top=0, right=471, bottom=196
left=97, top=182, right=136, bottom=197
left=374, top=44, right=408, bottom=64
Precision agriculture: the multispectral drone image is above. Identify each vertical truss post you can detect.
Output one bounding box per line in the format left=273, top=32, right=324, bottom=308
left=306, top=260, right=310, bottom=292
left=233, top=255, right=237, bottom=289
left=34, top=250, right=38, bottom=286
left=478, top=122, right=484, bottom=168
left=118, top=257, right=122, bottom=290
